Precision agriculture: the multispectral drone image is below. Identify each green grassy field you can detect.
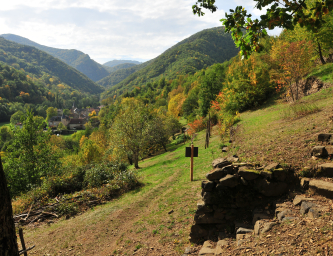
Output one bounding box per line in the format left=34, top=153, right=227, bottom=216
left=0, top=122, right=10, bottom=128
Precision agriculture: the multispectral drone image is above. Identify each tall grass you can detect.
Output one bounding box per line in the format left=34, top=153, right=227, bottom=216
left=281, top=101, right=320, bottom=119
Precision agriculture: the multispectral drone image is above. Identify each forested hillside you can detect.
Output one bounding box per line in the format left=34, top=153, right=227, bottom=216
left=100, top=27, right=238, bottom=97
left=98, top=59, right=154, bottom=88
left=104, top=63, right=137, bottom=73
left=1, top=34, right=109, bottom=82
left=103, top=59, right=141, bottom=67
left=0, top=38, right=104, bottom=94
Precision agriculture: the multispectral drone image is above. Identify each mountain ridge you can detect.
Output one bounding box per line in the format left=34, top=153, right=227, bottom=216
left=0, top=34, right=109, bottom=82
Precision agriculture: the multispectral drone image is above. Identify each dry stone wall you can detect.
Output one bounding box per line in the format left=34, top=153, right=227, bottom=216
left=190, top=157, right=297, bottom=242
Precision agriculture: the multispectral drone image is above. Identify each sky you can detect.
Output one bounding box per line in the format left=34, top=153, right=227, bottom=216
left=0, top=0, right=282, bottom=64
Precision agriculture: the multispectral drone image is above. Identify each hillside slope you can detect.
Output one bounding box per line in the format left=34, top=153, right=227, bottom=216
left=100, top=26, right=238, bottom=97
left=21, top=86, right=333, bottom=255
left=97, top=59, right=154, bottom=88
left=1, top=34, right=109, bottom=82
left=0, top=38, right=104, bottom=94
left=104, top=63, right=138, bottom=73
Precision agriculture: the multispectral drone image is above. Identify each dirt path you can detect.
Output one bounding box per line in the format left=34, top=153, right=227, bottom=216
left=24, top=158, right=197, bottom=256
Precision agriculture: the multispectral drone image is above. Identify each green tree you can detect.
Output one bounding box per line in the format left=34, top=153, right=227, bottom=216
left=193, top=0, right=333, bottom=57
left=46, top=107, right=58, bottom=121
left=10, top=110, right=24, bottom=125
left=57, top=122, right=67, bottom=131
left=109, top=98, right=150, bottom=169
left=4, top=110, right=61, bottom=196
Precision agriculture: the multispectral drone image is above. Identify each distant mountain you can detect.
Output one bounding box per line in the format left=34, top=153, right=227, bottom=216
left=104, top=63, right=138, bottom=73
left=98, top=60, right=153, bottom=88
left=103, top=60, right=141, bottom=68
left=0, top=37, right=104, bottom=94
left=101, top=26, right=239, bottom=97
left=0, top=34, right=109, bottom=82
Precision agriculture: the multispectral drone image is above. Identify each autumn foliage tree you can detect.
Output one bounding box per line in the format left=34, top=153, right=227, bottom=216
left=270, top=39, right=315, bottom=101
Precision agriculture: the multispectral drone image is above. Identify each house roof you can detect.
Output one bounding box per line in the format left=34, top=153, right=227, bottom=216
left=68, top=119, right=86, bottom=125
left=49, top=116, right=62, bottom=122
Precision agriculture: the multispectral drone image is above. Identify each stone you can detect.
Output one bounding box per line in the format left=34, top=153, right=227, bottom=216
left=273, top=168, right=287, bottom=181
left=218, top=174, right=239, bottom=188
left=232, top=163, right=250, bottom=167
left=184, top=247, right=191, bottom=254
left=293, top=195, right=316, bottom=206
left=206, top=165, right=233, bottom=181
left=215, top=240, right=228, bottom=255
left=309, top=179, right=333, bottom=199
left=265, top=163, right=280, bottom=171
left=212, top=158, right=232, bottom=168
left=311, top=146, right=327, bottom=157
left=198, top=241, right=215, bottom=256
left=277, top=209, right=291, bottom=221
left=261, top=222, right=276, bottom=233
left=252, top=213, right=270, bottom=225
left=197, top=201, right=214, bottom=213
left=236, top=234, right=251, bottom=241
left=325, top=146, right=333, bottom=155
left=213, top=210, right=225, bottom=220
left=227, top=155, right=239, bottom=163
left=202, top=181, right=215, bottom=192
left=194, top=213, right=226, bottom=224
left=260, top=170, right=273, bottom=180
left=202, top=192, right=216, bottom=204
left=300, top=201, right=317, bottom=215
left=222, top=147, right=228, bottom=152
left=308, top=208, right=320, bottom=219
left=282, top=217, right=296, bottom=222
left=254, top=179, right=288, bottom=197
left=190, top=225, right=214, bottom=239
left=300, top=178, right=311, bottom=190
left=318, top=163, right=333, bottom=177
left=318, top=133, right=333, bottom=142
left=238, top=167, right=260, bottom=180
left=254, top=220, right=263, bottom=235
left=236, top=228, right=254, bottom=234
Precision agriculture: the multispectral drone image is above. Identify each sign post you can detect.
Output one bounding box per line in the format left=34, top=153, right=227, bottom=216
left=190, top=144, right=193, bottom=181
left=185, top=144, right=198, bottom=182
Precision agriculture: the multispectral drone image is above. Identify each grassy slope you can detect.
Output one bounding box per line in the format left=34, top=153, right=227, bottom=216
left=23, top=129, right=221, bottom=255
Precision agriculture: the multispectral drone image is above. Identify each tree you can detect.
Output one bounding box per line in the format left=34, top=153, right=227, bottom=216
left=10, top=110, right=24, bottom=125
left=0, top=157, right=19, bottom=256
left=281, top=6, right=333, bottom=64
left=193, top=0, right=333, bottom=58
left=270, top=39, right=315, bottom=101
left=57, top=122, right=67, bottom=131
left=46, top=107, right=58, bottom=121
left=4, top=110, right=61, bottom=196
left=109, top=98, right=150, bottom=169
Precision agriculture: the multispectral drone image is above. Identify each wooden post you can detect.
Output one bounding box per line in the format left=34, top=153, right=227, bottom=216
left=190, top=144, right=194, bottom=181
left=19, top=228, right=28, bottom=256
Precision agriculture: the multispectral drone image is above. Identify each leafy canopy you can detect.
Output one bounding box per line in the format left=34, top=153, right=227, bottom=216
left=193, top=0, right=333, bottom=57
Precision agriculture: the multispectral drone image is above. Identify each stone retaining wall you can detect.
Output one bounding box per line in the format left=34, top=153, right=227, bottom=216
left=190, top=157, right=297, bottom=241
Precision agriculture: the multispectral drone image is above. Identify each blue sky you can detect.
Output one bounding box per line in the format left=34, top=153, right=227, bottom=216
left=0, top=0, right=282, bottom=64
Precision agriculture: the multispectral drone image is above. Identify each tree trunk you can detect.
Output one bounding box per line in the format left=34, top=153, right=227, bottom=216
left=133, top=153, right=139, bottom=169
left=317, top=40, right=326, bottom=65
left=162, top=143, right=167, bottom=152
left=0, top=157, right=19, bottom=256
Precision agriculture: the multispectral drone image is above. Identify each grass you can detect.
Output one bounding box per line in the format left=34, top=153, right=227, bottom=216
left=281, top=101, right=320, bottom=119
left=308, top=62, right=333, bottom=83
left=22, top=127, right=221, bottom=255
left=0, top=121, right=10, bottom=128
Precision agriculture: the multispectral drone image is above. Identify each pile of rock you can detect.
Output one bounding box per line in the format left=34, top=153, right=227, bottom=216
left=190, top=193, right=332, bottom=256
left=190, top=157, right=296, bottom=242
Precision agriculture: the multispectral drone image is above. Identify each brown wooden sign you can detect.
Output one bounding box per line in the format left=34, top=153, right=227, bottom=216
left=185, top=147, right=198, bottom=157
